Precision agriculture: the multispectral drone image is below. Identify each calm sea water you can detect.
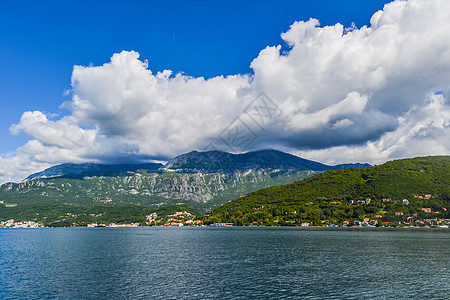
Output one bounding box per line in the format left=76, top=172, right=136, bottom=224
left=1, top=227, right=449, bottom=299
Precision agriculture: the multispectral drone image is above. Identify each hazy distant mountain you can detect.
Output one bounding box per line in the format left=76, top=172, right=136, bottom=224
left=25, top=162, right=163, bottom=181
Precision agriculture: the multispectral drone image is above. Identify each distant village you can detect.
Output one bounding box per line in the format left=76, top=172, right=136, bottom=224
left=144, top=210, right=203, bottom=227
left=0, top=219, right=44, bottom=228
left=0, top=210, right=204, bottom=228
left=2, top=194, right=450, bottom=228
left=310, top=194, right=450, bottom=228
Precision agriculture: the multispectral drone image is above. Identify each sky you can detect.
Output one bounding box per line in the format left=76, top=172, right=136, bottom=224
left=0, top=0, right=449, bottom=183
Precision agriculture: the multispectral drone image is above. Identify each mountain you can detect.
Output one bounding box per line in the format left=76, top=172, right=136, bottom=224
left=0, top=149, right=370, bottom=214
left=25, top=162, right=163, bottom=181
left=23, top=149, right=370, bottom=181
left=1, top=168, right=317, bottom=213
left=163, top=149, right=370, bottom=172
left=206, top=156, right=450, bottom=226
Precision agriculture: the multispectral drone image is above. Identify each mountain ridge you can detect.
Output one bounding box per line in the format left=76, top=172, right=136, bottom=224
left=0, top=149, right=372, bottom=214
left=163, top=149, right=371, bottom=173
left=24, top=149, right=370, bottom=181
left=25, top=162, right=163, bottom=181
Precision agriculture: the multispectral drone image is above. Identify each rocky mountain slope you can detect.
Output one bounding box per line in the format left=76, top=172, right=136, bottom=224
left=0, top=149, right=370, bottom=212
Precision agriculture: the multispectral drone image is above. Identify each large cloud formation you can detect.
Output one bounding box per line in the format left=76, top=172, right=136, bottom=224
left=1, top=0, right=450, bottom=183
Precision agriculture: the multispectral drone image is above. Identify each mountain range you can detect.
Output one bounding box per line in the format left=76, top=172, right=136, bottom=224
left=25, top=149, right=370, bottom=180
left=162, top=150, right=370, bottom=173
left=1, top=149, right=370, bottom=212
left=25, top=162, right=163, bottom=181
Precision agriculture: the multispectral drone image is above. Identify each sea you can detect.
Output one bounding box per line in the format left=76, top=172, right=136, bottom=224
left=1, top=227, right=449, bottom=299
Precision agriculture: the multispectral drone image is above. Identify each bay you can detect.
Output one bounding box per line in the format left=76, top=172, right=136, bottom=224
left=1, top=227, right=449, bottom=299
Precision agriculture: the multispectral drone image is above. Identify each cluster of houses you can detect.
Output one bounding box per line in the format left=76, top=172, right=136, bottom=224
left=348, top=198, right=373, bottom=205
left=414, top=194, right=433, bottom=199
left=347, top=196, right=438, bottom=206
left=296, top=217, right=450, bottom=228
left=86, top=223, right=140, bottom=227
left=348, top=197, right=412, bottom=206
left=210, top=222, right=234, bottom=227
left=0, top=219, right=44, bottom=228
left=394, top=209, right=449, bottom=227
left=146, top=211, right=203, bottom=226
left=342, top=212, right=450, bottom=228
left=382, top=218, right=450, bottom=227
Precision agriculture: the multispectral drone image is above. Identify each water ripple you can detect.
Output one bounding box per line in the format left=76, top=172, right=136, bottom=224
left=1, top=227, right=450, bottom=299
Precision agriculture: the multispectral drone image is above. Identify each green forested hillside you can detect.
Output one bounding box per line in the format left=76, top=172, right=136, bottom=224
left=206, top=156, right=450, bottom=226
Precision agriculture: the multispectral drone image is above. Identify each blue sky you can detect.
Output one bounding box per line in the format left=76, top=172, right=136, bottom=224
left=0, top=0, right=391, bottom=154
left=1, top=0, right=449, bottom=183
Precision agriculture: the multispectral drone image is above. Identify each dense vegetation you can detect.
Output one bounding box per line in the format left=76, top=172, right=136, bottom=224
left=0, top=169, right=317, bottom=213
left=205, top=156, right=450, bottom=226
left=0, top=203, right=198, bottom=227
left=2, top=156, right=448, bottom=227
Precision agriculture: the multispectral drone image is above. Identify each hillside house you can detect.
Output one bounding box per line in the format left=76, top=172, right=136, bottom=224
left=424, top=219, right=438, bottom=226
